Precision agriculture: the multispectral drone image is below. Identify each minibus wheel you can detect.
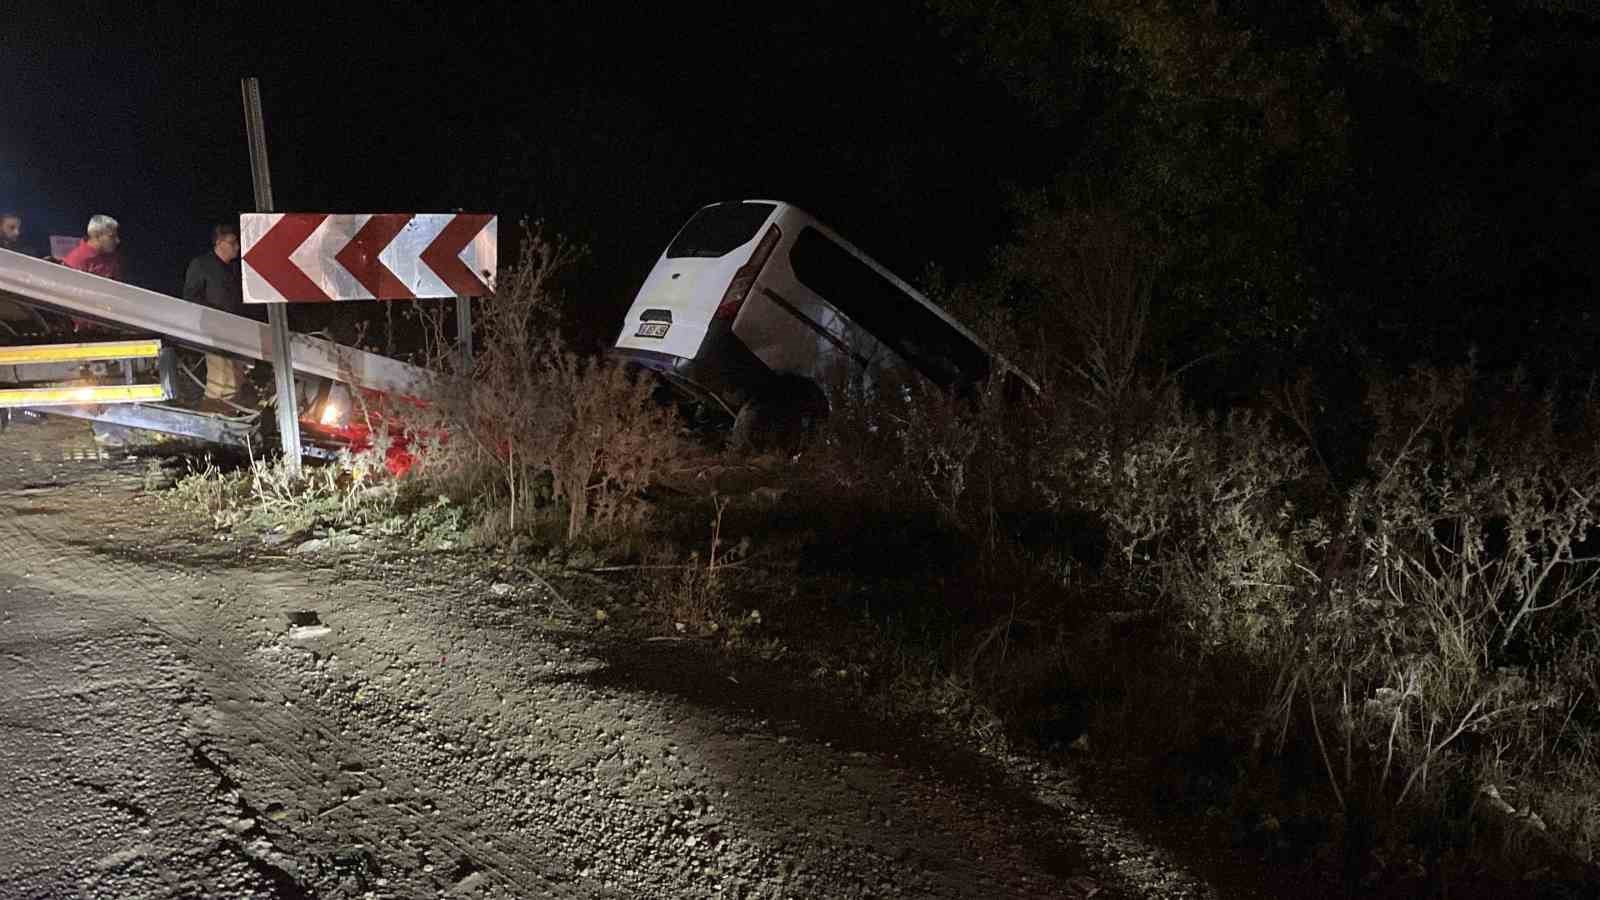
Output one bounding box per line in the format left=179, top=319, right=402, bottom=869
left=729, top=375, right=828, bottom=452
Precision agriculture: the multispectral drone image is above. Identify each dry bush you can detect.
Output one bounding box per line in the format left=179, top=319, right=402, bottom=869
left=1008, top=206, right=1153, bottom=406
left=541, top=350, right=682, bottom=541
left=997, top=203, right=1224, bottom=407
left=395, top=224, right=687, bottom=542
left=785, top=327, right=1600, bottom=871
left=806, top=367, right=1044, bottom=546
left=1046, top=385, right=1319, bottom=657
left=1272, top=366, right=1600, bottom=864
left=808, top=370, right=979, bottom=524
left=397, top=224, right=574, bottom=519
left=1481, top=624, right=1600, bottom=867
left=163, top=456, right=253, bottom=529
left=161, top=441, right=467, bottom=545
left=1013, top=361, right=1600, bottom=868
left=634, top=495, right=753, bottom=632
left=238, top=448, right=395, bottom=534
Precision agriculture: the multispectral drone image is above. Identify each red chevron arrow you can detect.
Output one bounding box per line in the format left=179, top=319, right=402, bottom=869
left=243, top=213, right=331, bottom=302
left=334, top=214, right=416, bottom=300
left=419, top=214, right=494, bottom=296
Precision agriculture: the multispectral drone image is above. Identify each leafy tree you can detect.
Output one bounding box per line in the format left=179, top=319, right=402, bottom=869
left=934, top=0, right=1600, bottom=396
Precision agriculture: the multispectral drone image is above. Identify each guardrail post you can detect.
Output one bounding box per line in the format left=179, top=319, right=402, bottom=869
left=242, top=77, right=303, bottom=474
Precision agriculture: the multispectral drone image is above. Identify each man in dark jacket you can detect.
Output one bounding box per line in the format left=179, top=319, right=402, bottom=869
left=0, top=211, right=37, bottom=330
left=183, top=224, right=244, bottom=311
left=183, top=224, right=254, bottom=411
left=0, top=210, right=66, bottom=333
left=0, top=211, right=24, bottom=254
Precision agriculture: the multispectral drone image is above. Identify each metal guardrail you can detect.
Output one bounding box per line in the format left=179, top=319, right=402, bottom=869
left=0, top=339, right=162, bottom=366
left=0, top=383, right=169, bottom=407
left=43, top=402, right=257, bottom=449
left=0, top=247, right=430, bottom=398
left=0, top=339, right=177, bottom=408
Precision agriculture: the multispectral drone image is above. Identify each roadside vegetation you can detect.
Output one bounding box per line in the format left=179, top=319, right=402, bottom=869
left=159, top=215, right=1600, bottom=897
left=125, top=1, right=1600, bottom=895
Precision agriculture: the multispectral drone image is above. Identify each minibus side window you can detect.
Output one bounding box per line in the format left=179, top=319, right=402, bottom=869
left=789, top=227, right=989, bottom=389
left=667, top=203, right=778, bottom=259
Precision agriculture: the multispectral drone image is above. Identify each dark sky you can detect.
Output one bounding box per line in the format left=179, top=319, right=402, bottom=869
left=2, top=1, right=1056, bottom=341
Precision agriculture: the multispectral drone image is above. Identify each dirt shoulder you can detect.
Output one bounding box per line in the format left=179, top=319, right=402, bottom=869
left=1, top=416, right=1226, bottom=898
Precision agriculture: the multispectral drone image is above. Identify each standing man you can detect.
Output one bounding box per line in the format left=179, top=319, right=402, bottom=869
left=0, top=211, right=25, bottom=254
left=0, top=211, right=41, bottom=330
left=2, top=210, right=74, bottom=333
left=61, top=214, right=123, bottom=280
left=59, top=215, right=124, bottom=332
left=184, top=224, right=254, bottom=412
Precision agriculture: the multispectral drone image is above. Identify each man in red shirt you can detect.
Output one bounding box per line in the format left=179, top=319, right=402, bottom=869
left=62, top=214, right=123, bottom=280
left=61, top=214, right=124, bottom=332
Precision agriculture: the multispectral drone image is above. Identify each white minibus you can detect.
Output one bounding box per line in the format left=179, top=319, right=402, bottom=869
left=612, top=200, right=1031, bottom=435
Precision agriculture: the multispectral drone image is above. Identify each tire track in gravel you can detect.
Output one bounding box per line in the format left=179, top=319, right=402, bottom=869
left=1, top=483, right=581, bottom=898
left=1, top=480, right=1098, bottom=898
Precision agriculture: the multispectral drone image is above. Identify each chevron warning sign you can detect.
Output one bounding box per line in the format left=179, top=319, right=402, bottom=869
left=241, top=213, right=497, bottom=303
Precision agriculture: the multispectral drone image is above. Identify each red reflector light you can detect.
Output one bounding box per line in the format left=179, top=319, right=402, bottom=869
left=714, top=224, right=782, bottom=321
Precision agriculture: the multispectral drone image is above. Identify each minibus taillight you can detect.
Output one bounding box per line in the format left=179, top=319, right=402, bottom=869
left=714, top=225, right=782, bottom=321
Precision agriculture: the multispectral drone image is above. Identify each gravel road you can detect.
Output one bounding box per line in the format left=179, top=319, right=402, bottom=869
left=0, top=415, right=1221, bottom=899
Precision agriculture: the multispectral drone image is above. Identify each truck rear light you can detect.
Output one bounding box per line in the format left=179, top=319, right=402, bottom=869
left=320, top=397, right=345, bottom=426
left=714, top=224, right=781, bottom=321
left=302, top=379, right=354, bottom=429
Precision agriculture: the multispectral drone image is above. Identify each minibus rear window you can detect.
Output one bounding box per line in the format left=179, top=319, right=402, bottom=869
left=667, top=203, right=778, bottom=259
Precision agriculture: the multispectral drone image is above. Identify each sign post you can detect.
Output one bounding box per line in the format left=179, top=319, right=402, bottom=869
left=241, top=77, right=303, bottom=474
left=456, top=296, right=474, bottom=369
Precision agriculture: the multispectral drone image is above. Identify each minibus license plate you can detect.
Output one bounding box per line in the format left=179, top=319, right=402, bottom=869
left=636, top=322, right=670, bottom=339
